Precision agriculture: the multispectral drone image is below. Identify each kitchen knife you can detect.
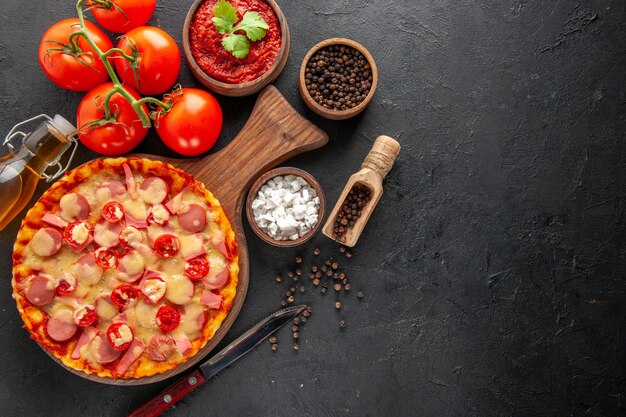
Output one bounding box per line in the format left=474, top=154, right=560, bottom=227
left=127, top=304, right=307, bottom=417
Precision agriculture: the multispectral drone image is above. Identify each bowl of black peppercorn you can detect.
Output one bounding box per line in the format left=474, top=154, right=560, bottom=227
left=299, top=38, right=378, bottom=120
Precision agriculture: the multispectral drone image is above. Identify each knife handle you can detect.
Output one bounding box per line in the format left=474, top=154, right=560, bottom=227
left=127, top=369, right=207, bottom=417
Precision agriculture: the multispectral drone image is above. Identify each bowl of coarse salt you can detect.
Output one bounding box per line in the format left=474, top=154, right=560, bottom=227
left=246, top=167, right=325, bottom=247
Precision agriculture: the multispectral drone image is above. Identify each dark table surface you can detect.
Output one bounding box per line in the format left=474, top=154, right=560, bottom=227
left=0, top=0, right=625, bottom=416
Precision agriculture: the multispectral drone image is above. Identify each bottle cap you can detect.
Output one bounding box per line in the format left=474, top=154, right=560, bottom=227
left=51, top=114, right=77, bottom=138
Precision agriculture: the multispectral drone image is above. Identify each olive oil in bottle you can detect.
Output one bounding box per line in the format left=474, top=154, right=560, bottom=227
left=0, top=115, right=77, bottom=231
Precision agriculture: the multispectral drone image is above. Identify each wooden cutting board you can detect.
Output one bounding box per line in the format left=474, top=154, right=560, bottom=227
left=48, top=85, right=328, bottom=385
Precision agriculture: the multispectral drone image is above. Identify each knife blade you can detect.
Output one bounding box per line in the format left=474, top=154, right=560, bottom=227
left=127, top=304, right=307, bottom=417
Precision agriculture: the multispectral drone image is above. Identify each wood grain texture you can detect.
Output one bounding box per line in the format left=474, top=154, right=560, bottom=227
left=45, top=85, right=328, bottom=385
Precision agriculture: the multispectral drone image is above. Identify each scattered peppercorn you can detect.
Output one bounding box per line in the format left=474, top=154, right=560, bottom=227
left=300, top=316, right=307, bottom=323
left=293, top=317, right=300, bottom=325
left=331, top=262, right=339, bottom=270
left=311, top=265, right=318, bottom=273
left=335, top=301, right=342, bottom=309
left=304, top=44, right=373, bottom=111
left=334, top=283, right=342, bottom=292
left=280, top=299, right=287, bottom=307
left=292, top=325, right=299, bottom=332
left=293, top=332, right=300, bottom=340
left=275, top=274, right=282, bottom=283
left=269, top=336, right=278, bottom=344
left=303, top=310, right=311, bottom=318
left=293, top=343, right=300, bottom=350
left=345, top=250, right=353, bottom=258
left=313, top=278, right=320, bottom=286
left=295, top=256, right=303, bottom=264
left=287, top=295, right=295, bottom=303
left=300, top=285, right=306, bottom=293
left=288, top=271, right=294, bottom=278
left=271, top=343, right=279, bottom=351
left=357, top=291, right=364, bottom=300
left=295, top=268, right=302, bottom=276
left=313, top=247, right=320, bottom=256
left=339, top=320, right=346, bottom=329
left=344, top=283, right=352, bottom=291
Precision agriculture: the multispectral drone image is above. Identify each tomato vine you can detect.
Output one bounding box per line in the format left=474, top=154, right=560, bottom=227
left=70, top=0, right=171, bottom=127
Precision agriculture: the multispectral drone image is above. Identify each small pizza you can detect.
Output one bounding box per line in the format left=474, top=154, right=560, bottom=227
left=11, top=157, right=238, bottom=379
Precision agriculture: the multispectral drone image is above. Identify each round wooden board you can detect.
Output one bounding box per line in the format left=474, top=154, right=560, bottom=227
left=38, top=86, right=328, bottom=384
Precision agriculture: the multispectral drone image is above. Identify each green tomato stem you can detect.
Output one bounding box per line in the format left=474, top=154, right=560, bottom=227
left=135, top=97, right=172, bottom=110
left=101, top=47, right=136, bottom=62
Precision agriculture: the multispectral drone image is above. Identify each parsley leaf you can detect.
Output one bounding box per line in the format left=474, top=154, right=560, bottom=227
left=211, top=0, right=269, bottom=59
left=211, top=0, right=238, bottom=34
left=221, top=34, right=250, bottom=59
left=233, top=11, right=269, bottom=41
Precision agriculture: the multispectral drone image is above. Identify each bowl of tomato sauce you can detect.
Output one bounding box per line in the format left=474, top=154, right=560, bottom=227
left=183, top=0, right=290, bottom=97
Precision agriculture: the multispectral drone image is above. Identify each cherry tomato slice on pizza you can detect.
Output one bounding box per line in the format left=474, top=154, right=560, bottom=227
left=95, top=247, right=118, bottom=269
left=110, top=284, right=139, bottom=309
left=184, top=256, right=210, bottom=281
left=56, top=272, right=77, bottom=295
left=106, top=322, right=134, bottom=351
left=156, top=305, right=180, bottom=332
left=153, top=234, right=180, bottom=258
left=73, top=305, right=97, bottom=327
left=63, top=221, right=92, bottom=248
left=102, top=200, right=124, bottom=223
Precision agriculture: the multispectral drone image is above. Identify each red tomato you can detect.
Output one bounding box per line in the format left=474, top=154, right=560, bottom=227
left=153, top=234, right=180, bottom=258
left=63, top=221, right=92, bottom=248
left=185, top=256, right=210, bottom=281
left=89, top=0, right=156, bottom=33
left=102, top=201, right=125, bottom=223
left=38, top=18, right=113, bottom=91
left=110, top=284, right=140, bottom=309
left=73, top=305, right=97, bottom=327
left=56, top=272, right=77, bottom=295
left=114, top=26, right=181, bottom=95
left=156, top=306, right=180, bottom=332
left=95, top=247, right=119, bottom=270
left=77, top=82, right=149, bottom=156
left=155, top=88, right=223, bottom=156
left=106, top=322, right=134, bottom=350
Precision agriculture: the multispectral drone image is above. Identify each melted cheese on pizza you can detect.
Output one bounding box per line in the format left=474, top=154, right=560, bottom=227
left=12, top=158, right=238, bottom=379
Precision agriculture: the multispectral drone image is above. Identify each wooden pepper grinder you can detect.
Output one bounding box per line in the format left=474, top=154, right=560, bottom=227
left=322, top=135, right=400, bottom=247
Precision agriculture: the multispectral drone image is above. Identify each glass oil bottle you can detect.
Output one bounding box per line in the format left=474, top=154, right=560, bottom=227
left=0, top=114, right=78, bottom=231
